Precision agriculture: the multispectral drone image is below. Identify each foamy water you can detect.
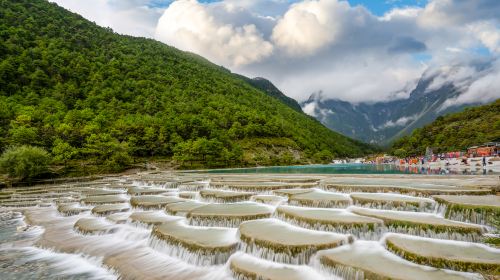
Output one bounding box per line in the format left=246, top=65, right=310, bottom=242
left=0, top=172, right=498, bottom=279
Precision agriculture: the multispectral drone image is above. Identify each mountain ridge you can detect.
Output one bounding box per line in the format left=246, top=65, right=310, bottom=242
left=234, top=75, right=303, bottom=112
left=0, top=0, right=373, bottom=174
left=301, top=68, right=489, bottom=145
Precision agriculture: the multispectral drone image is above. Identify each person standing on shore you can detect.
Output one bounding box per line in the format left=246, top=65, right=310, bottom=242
left=482, top=156, right=487, bottom=168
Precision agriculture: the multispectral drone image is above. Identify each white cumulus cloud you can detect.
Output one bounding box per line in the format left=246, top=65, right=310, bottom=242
left=271, top=0, right=350, bottom=55
left=154, top=0, right=273, bottom=67
left=50, top=0, right=163, bottom=37
left=50, top=0, right=500, bottom=105
left=441, top=59, right=500, bottom=109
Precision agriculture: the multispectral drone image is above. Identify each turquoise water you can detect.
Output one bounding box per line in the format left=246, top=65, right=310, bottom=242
left=205, top=164, right=492, bottom=175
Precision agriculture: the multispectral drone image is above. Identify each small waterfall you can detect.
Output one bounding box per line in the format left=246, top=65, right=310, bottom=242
left=274, top=213, right=382, bottom=240
left=198, top=197, right=250, bottom=204
left=108, top=225, right=150, bottom=242
left=311, top=256, right=364, bottom=280
left=439, top=206, right=496, bottom=227
left=2, top=173, right=496, bottom=280
left=188, top=215, right=270, bottom=228
left=288, top=200, right=350, bottom=208
left=57, top=207, right=91, bottom=217
left=164, top=182, right=181, bottom=189
left=179, top=184, right=205, bottom=192
left=3, top=246, right=118, bottom=280
left=126, top=220, right=155, bottom=230
left=326, top=186, right=426, bottom=198
left=434, top=203, right=448, bottom=216
left=442, top=206, right=499, bottom=226
left=384, top=225, right=482, bottom=242
left=73, top=225, right=118, bottom=236
left=447, top=209, right=490, bottom=226
left=238, top=240, right=319, bottom=265
left=353, top=201, right=435, bottom=212
left=148, top=235, right=234, bottom=266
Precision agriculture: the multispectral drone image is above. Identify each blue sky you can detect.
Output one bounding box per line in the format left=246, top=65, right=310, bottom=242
left=347, top=0, right=427, bottom=15
left=154, top=0, right=428, bottom=16
left=51, top=0, right=500, bottom=104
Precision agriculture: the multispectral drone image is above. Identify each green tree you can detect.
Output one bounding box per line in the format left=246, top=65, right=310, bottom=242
left=393, top=148, right=407, bottom=158
left=52, top=138, right=78, bottom=164
left=84, top=134, right=132, bottom=171
left=282, top=151, right=295, bottom=165
left=0, top=145, right=51, bottom=180
left=391, top=100, right=500, bottom=155
left=0, top=0, right=376, bottom=173
left=313, top=149, right=333, bottom=163
left=8, top=126, right=39, bottom=145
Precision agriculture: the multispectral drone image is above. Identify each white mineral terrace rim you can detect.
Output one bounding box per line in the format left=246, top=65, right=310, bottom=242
left=251, top=195, right=287, bottom=205
left=288, top=189, right=351, bottom=204
left=277, top=205, right=383, bottom=226
left=127, top=186, right=172, bottom=195
left=165, top=201, right=208, bottom=215
left=57, top=203, right=91, bottom=215
left=229, top=252, right=327, bottom=280
left=128, top=211, right=183, bottom=226
left=349, top=206, right=485, bottom=232
left=0, top=200, right=40, bottom=207
left=239, top=218, right=352, bottom=248
left=317, top=241, right=483, bottom=280
left=1, top=173, right=497, bottom=279
left=320, top=176, right=496, bottom=188
left=130, top=195, right=186, bottom=208
left=81, top=194, right=129, bottom=205
left=74, top=217, right=116, bottom=234
left=152, top=220, right=238, bottom=249
left=209, top=181, right=282, bottom=186
left=209, top=181, right=318, bottom=191
left=187, top=202, right=274, bottom=218
left=178, top=185, right=206, bottom=192
left=54, top=197, right=80, bottom=204
left=106, top=212, right=131, bottom=223
left=81, top=188, right=126, bottom=196
left=209, top=174, right=324, bottom=183
left=327, top=185, right=492, bottom=195
left=91, top=203, right=131, bottom=216
left=383, top=233, right=500, bottom=265
left=350, top=192, right=435, bottom=205
left=273, top=188, right=313, bottom=197
left=199, top=189, right=254, bottom=199
left=433, top=195, right=500, bottom=208
left=178, top=192, right=198, bottom=199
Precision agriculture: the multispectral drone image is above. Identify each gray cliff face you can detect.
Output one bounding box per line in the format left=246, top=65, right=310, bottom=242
left=301, top=69, right=485, bottom=145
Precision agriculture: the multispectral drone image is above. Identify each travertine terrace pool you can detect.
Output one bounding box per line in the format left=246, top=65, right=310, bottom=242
left=0, top=172, right=498, bottom=279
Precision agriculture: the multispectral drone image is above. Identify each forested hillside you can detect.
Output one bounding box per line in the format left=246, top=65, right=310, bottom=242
left=0, top=0, right=373, bottom=176
left=237, top=76, right=303, bottom=112
left=391, top=99, right=500, bottom=157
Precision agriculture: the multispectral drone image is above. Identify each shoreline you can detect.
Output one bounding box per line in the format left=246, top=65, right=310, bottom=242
left=2, top=161, right=499, bottom=189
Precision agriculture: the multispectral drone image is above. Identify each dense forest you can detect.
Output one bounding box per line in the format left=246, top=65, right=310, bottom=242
left=0, top=0, right=373, bottom=179
left=391, top=99, right=500, bottom=157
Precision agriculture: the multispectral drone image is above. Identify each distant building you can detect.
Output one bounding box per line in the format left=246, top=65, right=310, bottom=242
left=467, top=142, right=499, bottom=157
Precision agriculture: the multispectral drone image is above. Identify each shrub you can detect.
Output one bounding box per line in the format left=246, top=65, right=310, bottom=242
left=393, top=148, right=407, bottom=158
left=313, top=149, right=333, bottom=163
left=0, top=145, right=51, bottom=180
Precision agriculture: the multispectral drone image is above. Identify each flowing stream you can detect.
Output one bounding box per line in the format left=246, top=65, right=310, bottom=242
left=0, top=172, right=498, bottom=280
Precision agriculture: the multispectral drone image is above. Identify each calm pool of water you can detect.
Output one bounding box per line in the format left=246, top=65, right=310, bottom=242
left=205, top=163, right=496, bottom=175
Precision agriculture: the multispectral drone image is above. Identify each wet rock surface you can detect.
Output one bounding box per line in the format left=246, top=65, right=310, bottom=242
left=0, top=173, right=498, bottom=279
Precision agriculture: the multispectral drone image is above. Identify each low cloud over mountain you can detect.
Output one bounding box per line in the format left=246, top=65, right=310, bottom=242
left=50, top=0, right=500, bottom=105
left=301, top=61, right=498, bottom=144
